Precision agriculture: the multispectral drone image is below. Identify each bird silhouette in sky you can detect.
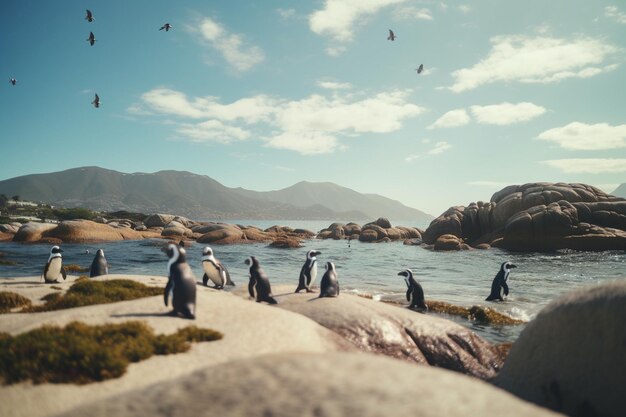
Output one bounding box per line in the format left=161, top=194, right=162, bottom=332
left=160, top=23, right=172, bottom=32
left=416, top=64, right=424, bottom=74
left=87, top=31, right=96, bottom=46
left=92, top=93, right=100, bottom=108
left=9, top=78, right=16, bottom=86
left=387, top=29, right=396, bottom=41
left=85, top=9, right=94, bottom=22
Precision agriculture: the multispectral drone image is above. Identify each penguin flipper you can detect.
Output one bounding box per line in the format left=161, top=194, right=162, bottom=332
left=406, top=288, right=411, bottom=302
left=224, top=268, right=235, bottom=286
left=164, top=278, right=174, bottom=306
left=247, top=278, right=255, bottom=298
left=266, top=296, right=278, bottom=305
left=503, top=282, right=509, bottom=296
left=61, top=267, right=67, bottom=280
left=202, top=273, right=209, bottom=287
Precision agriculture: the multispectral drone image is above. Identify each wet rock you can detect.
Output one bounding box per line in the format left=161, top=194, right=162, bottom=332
left=197, top=225, right=245, bottom=244
left=276, top=291, right=503, bottom=379
left=269, top=237, right=303, bottom=248
left=358, top=229, right=379, bottom=242
left=143, top=214, right=176, bottom=228
left=434, top=234, right=462, bottom=251
left=495, top=280, right=626, bottom=417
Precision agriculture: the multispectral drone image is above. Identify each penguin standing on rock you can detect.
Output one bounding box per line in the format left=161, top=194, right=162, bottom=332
left=43, top=246, right=67, bottom=283
left=245, top=256, right=277, bottom=304
left=163, top=243, right=197, bottom=319
left=295, top=250, right=320, bottom=293
left=201, top=246, right=234, bottom=289
left=319, top=262, right=339, bottom=298
left=89, top=249, right=108, bottom=277
left=486, top=261, right=517, bottom=301
left=398, top=269, right=427, bottom=311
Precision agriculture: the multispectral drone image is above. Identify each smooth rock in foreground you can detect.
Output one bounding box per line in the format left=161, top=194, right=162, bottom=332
left=59, top=352, right=561, bottom=417
left=495, top=280, right=626, bottom=417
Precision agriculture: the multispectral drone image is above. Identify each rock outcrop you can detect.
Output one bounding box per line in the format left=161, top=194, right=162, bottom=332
left=495, top=280, right=626, bottom=417
left=317, top=218, right=422, bottom=243
left=271, top=288, right=504, bottom=380
left=59, top=353, right=560, bottom=417
left=423, top=183, right=626, bottom=251
left=13, top=220, right=161, bottom=243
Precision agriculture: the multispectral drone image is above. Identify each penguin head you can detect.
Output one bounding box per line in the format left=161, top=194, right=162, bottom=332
left=245, top=256, right=257, bottom=268
left=164, top=243, right=186, bottom=263
left=325, top=261, right=335, bottom=272
left=50, top=246, right=63, bottom=255
left=96, top=249, right=104, bottom=257
left=202, top=247, right=214, bottom=257
left=397, top=269, right=413, bottom=279
left=501, top=261, right=517, bottom=271
left=307, top=250, right=321, bottom=260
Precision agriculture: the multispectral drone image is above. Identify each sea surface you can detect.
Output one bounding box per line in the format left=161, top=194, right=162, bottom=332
left=1, top=220, right=624, bottom=344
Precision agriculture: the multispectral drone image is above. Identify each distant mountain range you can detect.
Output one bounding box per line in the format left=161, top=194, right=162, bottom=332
left=0, top=167, right=433, bottom=222
left=612, top=183, right=626, bottom=198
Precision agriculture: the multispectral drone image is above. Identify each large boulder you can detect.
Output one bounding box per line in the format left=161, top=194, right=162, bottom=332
left=275, top=289, right=503, bottom=379
left=197, top=224, right=245, bottom=244
left=143, top=214, right=176, bottom=228
left=59, top=353, right=560, bottom=417
left=13, top=222, right=59, bottom=242
left=422, top=183, right=626, bottom=251
left=39, top=220, right=153, bottom=242
left=495, top=280, right=626, bottom=417
left=160, top=221, right=193, bottom=238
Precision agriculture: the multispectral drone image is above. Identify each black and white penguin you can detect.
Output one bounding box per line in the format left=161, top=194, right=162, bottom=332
left=295, top=250, right=321, bottom=293
left=87, top=31, right=96, bottom=46
left=89, top=249, right=108, bottom=277
left=163, top=243, right=197, bottom=319
left=485, top=261, right=517, bottom=301
left=201, top=246, right=234, bottom=289
left=42, top=246, right=67, bottom=283
left=245, top=256, right=277, bottom=304
left=398, top=269, right=427, bottom=311
left=319, top=262, right=339, bottom=298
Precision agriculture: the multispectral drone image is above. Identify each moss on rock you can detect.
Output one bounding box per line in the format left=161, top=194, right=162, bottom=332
left=0, top=321, right=222, bottom=384
left=25, top=279, right=162, bottom=312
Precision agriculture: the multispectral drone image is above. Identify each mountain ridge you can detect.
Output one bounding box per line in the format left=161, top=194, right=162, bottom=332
left=0, top=167, right=433, bottom=222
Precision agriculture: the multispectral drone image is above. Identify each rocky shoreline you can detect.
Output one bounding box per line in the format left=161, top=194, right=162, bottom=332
left=1, top=275, right=623, bottom=417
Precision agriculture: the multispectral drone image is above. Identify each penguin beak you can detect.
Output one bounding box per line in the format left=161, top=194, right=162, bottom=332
left=509, top=264, right=517, bottom=268
left=397, top=272, right=405, bottom=277
left=59, top=249, right=64, bottom=253
left=244, top=259, right=250, bottom=266
left=314, top=251, right=321, bottom=256
left=160, top=246, right=168, bottom=254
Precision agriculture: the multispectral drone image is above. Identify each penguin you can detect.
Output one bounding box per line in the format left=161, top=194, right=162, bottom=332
left=319, top=262, right=339, bottom=298
left=42, top=246, right=67, bottom=283
left=163, top=243, right=197, bottom=319
left=87, top=31, right=96, bottom=46
left=485, top=261, right=517, bottom=301
left=295, top=250, right=321, bottom=293
left=244, top=256, right=277, bottom=304
left=201, top=246, right=234, bottom=289
left=89, top=249, right=108, bottom=277
left=398, top=269, right=427, bottom=311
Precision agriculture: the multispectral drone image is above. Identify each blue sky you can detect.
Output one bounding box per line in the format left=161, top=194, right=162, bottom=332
left=1, top=0, right=625, bottom=216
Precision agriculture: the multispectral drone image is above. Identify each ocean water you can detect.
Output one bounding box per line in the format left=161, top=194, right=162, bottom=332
left=1, top=220, right=624, bottom=344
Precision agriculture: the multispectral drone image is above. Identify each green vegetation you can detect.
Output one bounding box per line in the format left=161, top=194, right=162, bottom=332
left=65, top=264, right=89, bottom=273
left=26, top=279, right=162, bottom=312
left=0, top=260, right=19, bottom=266
left=105, top=211, right=147, bottom=222
left=0, top=321, right=222, bottom=384
left=425, top=301, right=525, bottom=325
left=0, top=292, right=32, bottom=313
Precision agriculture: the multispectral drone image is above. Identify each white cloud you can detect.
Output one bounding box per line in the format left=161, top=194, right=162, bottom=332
left=541, top=159, right=626, bottom=174
left=470, top=102, right=546, bottom=125
left=428, top=141, right=451, bottom=155
left=405, top=154, right=420, bottom=162
left=458, top=5, right=471, bottom=13
left=177, top=120, right=251, bottom=143
left=309, top=0, right=409, bottom=55
left=276, top=8, right=296, bottom=20
left=605, top=6, right=626, bottom=24
left=428, top=109, right=470, bottom=129
left=126, top=104, right=154, bottom=116
left=394, top=6, right=433, bottom=20
left=317, top=81, right=352, bottom=90
left=138, top=87, right=425, bottom=155
left=537, top=122, right=626, bottom=150
left=188, top=17, right=264, bottom=72
left=449, top=35, right=619, bottom=92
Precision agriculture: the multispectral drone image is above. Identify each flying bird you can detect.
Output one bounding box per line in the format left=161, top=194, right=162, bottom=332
left=387, top=29, right=396, bottom=41
left=159, top=23, right=172, bottom=31
left=87, top=31, right=96, bottom=46
left=9, top=78, right=16, bottom=85
left=92, top=93, right=100, bottom=108
left=85, top=9, right=94, bottom=22
left=416, top=64, right=424, bottom=74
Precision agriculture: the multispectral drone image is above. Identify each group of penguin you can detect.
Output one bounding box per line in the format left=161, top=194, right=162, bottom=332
left=42, top=242, right=518, bottom=320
